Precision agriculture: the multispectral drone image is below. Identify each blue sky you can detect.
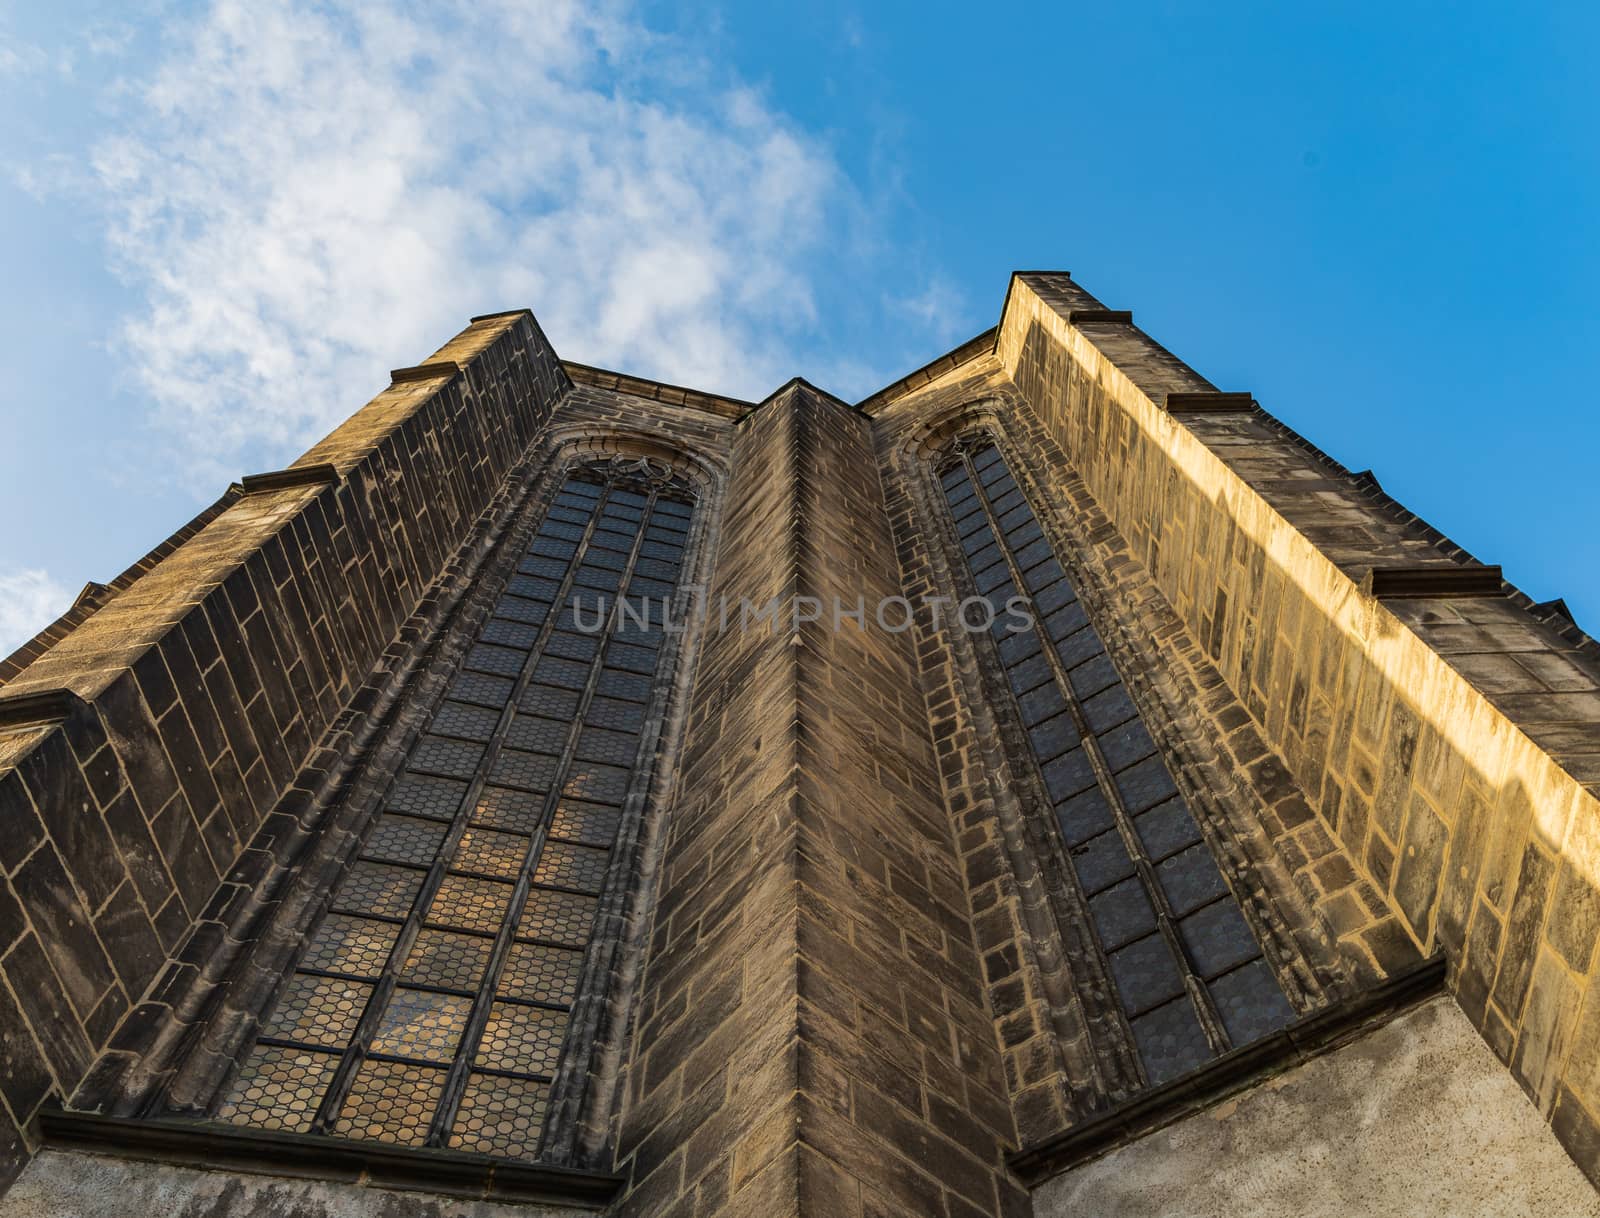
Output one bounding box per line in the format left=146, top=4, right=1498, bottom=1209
left=1, top=1, right=1596, bottom=654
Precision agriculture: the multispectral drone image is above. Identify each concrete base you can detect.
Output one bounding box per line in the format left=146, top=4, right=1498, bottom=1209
left=0, top=1150, right=591, bottom=1218
left=1032, top=996, right=1600, bottom=1218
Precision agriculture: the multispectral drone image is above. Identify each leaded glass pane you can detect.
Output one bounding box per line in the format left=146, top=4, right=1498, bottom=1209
left=217, top=1046, right=340, bottom=1133
left=338, top=1061, right=445, bottom=1146
left=451, top=1074, right=548, bottom=1159
left=300, top=914, right=400, bottom=979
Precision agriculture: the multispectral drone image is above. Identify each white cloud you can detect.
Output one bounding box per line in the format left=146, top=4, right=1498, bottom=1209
left=889, top=276, right=974, bottom=346
left=0, top=569, right=73, bottom=658
left=85, top=0, right=903, bottom=483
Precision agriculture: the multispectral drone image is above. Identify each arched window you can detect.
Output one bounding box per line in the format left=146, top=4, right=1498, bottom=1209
left=935, top=430, right=1299, bottom=1086
left=211, top=454, right=701, bottom=1157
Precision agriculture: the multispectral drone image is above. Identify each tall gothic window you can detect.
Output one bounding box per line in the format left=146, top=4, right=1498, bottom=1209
left=214, top=458, right=695, bottom=1157
left=937, top=434, right=1297, bottom=1087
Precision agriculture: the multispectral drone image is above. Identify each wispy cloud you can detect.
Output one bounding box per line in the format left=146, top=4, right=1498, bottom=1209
left=82, top=0, right=909, bottom=482
left=0, top=569, right=72, bottom=658
left=889, top=277, right=973, bottom=346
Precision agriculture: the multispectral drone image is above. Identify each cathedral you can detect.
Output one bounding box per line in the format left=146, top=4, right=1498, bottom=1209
left=0, top=271, right=1596, bottom=1216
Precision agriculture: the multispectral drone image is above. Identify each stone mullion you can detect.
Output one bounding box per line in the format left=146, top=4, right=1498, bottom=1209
left=963, top=440, right=1235, bottom=1061
left=425, top=481, right=659, bottom=1149
left=306, top=478, right=620, bottom=1137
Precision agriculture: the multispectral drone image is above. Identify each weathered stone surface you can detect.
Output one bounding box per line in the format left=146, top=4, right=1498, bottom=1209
left=0, top=1151, right=589, bottom=1218
left=612, top=381, right=1016, bottom=1217
left=1032, top=997, right=1599, bottom=1218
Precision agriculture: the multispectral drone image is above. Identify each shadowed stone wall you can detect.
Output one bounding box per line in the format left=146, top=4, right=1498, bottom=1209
left=0, top=1150, right=593, bottom=1218
left=0, top=311, right=569, bottom=1185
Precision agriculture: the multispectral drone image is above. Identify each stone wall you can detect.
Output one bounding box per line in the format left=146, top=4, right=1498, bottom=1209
left=998, top=272, right=1600, bottom=1180
left=0, top=311, right=569, bottom=1184
left=0, top=1150, right=594, bottom=1218
left=613, top=382, right=1021, bottom=1217
left=1032, top=996, right=1600, bottom=1217
left=1, top=268, right=1596, bottom=1215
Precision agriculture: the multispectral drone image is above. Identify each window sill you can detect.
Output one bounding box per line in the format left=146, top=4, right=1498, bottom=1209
left=1008, top=953, right=1447, bottom=1186
left=33, top=1107, right=624, bottom=1211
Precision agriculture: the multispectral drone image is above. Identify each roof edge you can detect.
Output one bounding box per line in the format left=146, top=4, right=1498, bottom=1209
left=562, top=362, right=752, bottom=420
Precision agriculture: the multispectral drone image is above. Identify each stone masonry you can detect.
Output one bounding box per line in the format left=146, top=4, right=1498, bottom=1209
left=0, top=273, right=1593, bottom=1217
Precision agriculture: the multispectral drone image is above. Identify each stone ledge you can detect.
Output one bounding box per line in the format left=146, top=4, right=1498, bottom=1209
left=33, top=1108, right=623, bottom=1210
left=1361, top=564, right=1505, bottom=599
left=1068, top=309, right=1134, bottom=325
left=563, top=361, right=751, bottom=419
left=237, top=463, right=342, bottom=495
left=388, top=361, right=463, bottom=384
left=1008, top=954, right=1447, bottom=1187
left=469, top=308, right=534, bottom=323
left=0, top=687, right=86, bottom=730
left=1164, top=391, right=1258, bottom=413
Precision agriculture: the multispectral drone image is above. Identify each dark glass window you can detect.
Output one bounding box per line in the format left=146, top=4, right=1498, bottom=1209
left=939, top=439, right=1295, bottom=1086
left=217, top=464, right=694, bottom=1157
